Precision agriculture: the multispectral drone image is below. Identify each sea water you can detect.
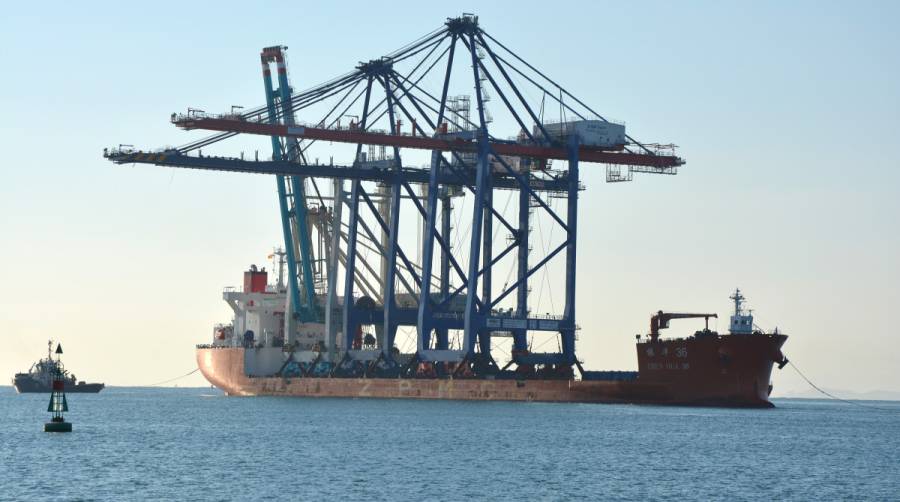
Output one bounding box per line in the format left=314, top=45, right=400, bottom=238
left=0, top=386, right=897, bottom=501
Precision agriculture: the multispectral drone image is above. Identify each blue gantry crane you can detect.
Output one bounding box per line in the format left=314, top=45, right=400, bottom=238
left=105, top=14, right=682, bottom=378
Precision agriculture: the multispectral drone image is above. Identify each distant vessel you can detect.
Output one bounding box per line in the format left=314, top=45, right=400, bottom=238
left=13, top=341, right=105, bottom=394
left=197, top=265, right=788, bottom=407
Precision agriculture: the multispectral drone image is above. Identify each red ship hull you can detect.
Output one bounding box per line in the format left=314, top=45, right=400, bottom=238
left=197, top=333, right=787, bottom=407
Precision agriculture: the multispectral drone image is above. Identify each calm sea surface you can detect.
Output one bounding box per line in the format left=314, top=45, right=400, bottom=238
left=1, top=386, right=898, bottom=501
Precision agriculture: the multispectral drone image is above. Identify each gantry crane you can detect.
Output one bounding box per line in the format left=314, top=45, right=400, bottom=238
left=104, top=14, right=684, bottom=378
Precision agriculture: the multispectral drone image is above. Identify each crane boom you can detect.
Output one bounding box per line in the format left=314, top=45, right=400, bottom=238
left=171, top=115, right=683, bottom=169
left=102, top=149, right=576, bottom=192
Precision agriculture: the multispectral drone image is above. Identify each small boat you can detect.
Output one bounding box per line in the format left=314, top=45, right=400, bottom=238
left=12, top=340, right=104, bottom=393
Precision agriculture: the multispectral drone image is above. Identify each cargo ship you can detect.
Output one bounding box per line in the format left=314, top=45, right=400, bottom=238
left=13, top=341, right=105, bottom=393
left=103, top=18, right=788, bottom=407
left=197, top=266, right=788, bottom=407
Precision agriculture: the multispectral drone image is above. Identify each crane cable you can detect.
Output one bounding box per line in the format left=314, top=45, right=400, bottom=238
left=788, top=360, right=893, bottom=412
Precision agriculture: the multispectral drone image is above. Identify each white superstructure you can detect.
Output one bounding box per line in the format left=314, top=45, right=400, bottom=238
left=729, top=288, right=754, bottom=334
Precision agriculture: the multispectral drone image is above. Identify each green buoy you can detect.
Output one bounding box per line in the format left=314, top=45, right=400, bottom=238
left=44, top=343, right=72, bottom=433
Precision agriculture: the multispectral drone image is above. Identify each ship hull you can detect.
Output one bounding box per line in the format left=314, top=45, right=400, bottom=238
left=13, top=378, right=105, bottom=394
left=198, top=332, right=787, bottom=408
left=635, top=333, right=788, bottom=407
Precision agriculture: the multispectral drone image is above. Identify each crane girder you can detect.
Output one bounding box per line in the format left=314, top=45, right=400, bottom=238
left=172, top=117, right=684, bottom=169
left=103, top=150, right=575, bottom=193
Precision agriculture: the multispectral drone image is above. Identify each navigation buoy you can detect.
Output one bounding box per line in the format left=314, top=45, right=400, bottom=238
left=44, top=343, right=72, bottom=433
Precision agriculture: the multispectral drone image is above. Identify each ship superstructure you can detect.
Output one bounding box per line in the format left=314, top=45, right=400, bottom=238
left=106, top=15, right=787, bottom=406
left=729, top=288, right=755, bottom=334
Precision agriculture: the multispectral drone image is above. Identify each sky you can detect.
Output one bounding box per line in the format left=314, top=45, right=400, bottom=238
left=1, top=1, right=898, bottom=395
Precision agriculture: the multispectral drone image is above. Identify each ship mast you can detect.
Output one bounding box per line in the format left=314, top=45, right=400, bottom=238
left=730, top=288, right=745, bottom=316
left=272, top=247, right=287, bottom=291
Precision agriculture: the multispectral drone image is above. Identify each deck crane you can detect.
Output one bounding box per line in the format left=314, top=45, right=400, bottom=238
left=649, top=312, right=718, bottom=343
left=104, top=14, right=685, bottom=378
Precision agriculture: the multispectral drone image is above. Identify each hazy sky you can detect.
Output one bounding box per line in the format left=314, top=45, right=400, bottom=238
left=2, top=1, right=898, bottom=395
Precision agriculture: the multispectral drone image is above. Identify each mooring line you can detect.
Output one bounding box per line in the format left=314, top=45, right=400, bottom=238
left=144, top=367, right=200, bottom=387
left=788, top=361, right=894, bottom=411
